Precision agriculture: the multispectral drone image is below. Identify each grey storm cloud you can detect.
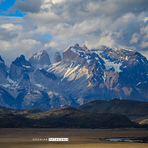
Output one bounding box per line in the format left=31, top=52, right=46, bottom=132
left=0, top=27, right=18, bottom=41
left=13, top=0, right=43, bottom=13
left=42, top=0, right=148, bottom=22
left=11, top=0, right=148, bottom=22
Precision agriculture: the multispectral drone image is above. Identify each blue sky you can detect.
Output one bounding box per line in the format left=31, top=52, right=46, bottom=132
left=0, top=0, right=26, bottom=17
left=0, top=0, right=148, bottom=65
left=43, top=34, right=52, bottom=39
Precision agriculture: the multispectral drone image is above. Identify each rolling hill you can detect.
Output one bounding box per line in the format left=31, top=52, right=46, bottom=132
left=0, top=106, right=138, bottom=128
left=78, top=99, right=148, bottom=124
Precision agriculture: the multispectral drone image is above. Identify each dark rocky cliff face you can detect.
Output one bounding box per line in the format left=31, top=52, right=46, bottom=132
left=19, top=74, right=31, bottom=87
left=0, top=55, right=8, bottom=83
left=0, top=87, right=16, bottom=108
left=9, top=55, right=34, bottom=81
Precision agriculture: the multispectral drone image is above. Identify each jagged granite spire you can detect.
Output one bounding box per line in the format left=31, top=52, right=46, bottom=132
left=10, top=55, right=33, bottom=80
left=54, top=52, right=62, bottom=63
left=29, top=50, right=51, bottom=69
left=12, top=55, right=31, bottom=67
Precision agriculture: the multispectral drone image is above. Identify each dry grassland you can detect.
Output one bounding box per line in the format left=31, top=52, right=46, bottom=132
left=0, top=128, right=148, bottom=148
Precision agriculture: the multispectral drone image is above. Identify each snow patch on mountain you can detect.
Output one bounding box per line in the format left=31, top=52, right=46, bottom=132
left=87, top=60, right=91, bottom=63
left=1, top=76, right=20, bottom=90
left=23, top=65, right=31, bottom=68
left=35, top=83, right=47, bottom=89
left=95, top=57, right=99, bottom=60
left=6, top=76, right=15, bottom=84
left=93, top=50, right=122, bottom=72
left=1, top=84, right=11, bottom=88
left=61, top=63, right=81, bottom=81
left=136, top=81, right=147, bottom=86
left=102, top=57, right=122, bottom=72
left=102, top=72, right=106, bottom=82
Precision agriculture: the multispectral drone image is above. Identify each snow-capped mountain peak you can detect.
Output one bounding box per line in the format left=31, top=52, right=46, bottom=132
left=33, top=50, right=47, bottom=59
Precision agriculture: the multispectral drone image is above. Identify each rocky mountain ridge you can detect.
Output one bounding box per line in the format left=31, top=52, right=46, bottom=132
left=47, top=44, right=148, bottom=105
left=0, top=52, right=73, bottom=109
left=0, top=44, right=148, bottom=109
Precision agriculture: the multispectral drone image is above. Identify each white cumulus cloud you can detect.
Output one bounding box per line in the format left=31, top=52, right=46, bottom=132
left=1, top=0, right=148, bottom=65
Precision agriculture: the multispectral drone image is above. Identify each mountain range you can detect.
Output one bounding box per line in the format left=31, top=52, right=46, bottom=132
left=0, top=44, right=148, bottom=110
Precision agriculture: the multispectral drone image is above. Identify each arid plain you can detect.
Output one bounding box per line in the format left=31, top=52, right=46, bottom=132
left=0, top=128, right=148, bottom=148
